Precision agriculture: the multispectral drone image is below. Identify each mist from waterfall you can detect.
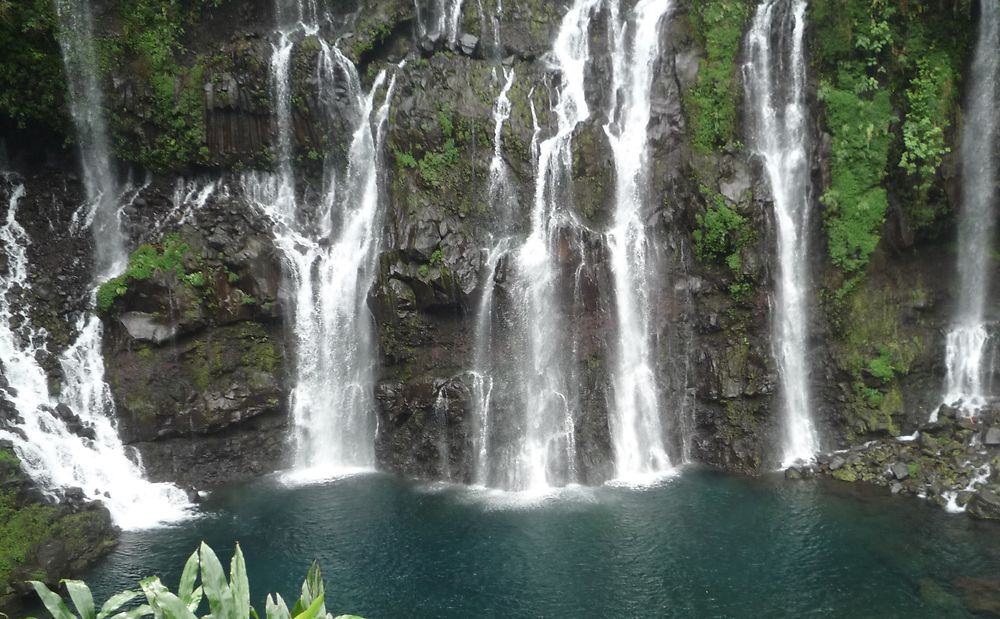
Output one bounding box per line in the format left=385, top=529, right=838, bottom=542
left=744, top=0, right=819, bottom=465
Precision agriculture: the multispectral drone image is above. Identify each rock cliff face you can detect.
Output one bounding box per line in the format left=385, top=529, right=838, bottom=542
left=0, top=1, right=992, bottom=593
left=1, top=0, right=981, bottom=484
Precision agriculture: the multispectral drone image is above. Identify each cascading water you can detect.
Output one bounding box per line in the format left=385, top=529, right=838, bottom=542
left=416, top=0, right=465, bottom=44
left=491, top=0, right=601, bottom=491
left=603, top=0, right=673, bottom=482
left=744, top=0, right=819, bottom=465
left=941, top=0, right=1000, bottom=418
left=53, top=0, right=126, bottom=278
left=470, top=66, right=516, bottom=486
left=0, top=0, right=193, bottom=528
left=0, top=178, right=190, bottom=530
left=246, top=2, right=397, bottom=479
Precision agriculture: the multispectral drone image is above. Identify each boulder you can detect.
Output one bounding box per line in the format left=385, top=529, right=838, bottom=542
left=890, top=462, right=910, bottom=480
left=967, top=489, right=1000, bottom=520
left=984, top=427, right=1000, bottom=446
left=119, top=312, right=179, bottom=345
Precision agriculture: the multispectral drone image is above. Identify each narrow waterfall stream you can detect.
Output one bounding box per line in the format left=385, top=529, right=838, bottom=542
left=245, top=1, right=398, bottom=480
left=416, top=0, right=465, bottom=45
left=470, top=63, right=516, bottom=486
left=942, top=0, right=1000, bottom=418
left=604, top=0, right=673, bottom=482
left=52, top=0, right=126, bottom=278
left=744, top=0, right=819, bottom=465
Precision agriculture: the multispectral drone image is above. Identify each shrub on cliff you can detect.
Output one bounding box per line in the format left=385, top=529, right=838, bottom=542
left=27, top=542, right=362, bottom=619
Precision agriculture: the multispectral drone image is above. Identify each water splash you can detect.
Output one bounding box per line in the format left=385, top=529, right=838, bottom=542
left=744, top=0, right=819, bottom=465
left=941, top=1, right=1000, bottom=418
left=604, top=0, right=673, bottom=482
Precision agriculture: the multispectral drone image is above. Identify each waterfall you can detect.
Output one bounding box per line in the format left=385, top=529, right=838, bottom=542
left=0, top=0, right=194, bottom=528
left=52, top=0, right=125, bottom=279
left=246, top=2, right=398, bottom=480
left=488, top=0, right=601, bottom=492
left=470, top=65, right=516, bottom=486
left=0, top=178, right=190, bottom=530
left=416, top=0, right=464, bottom=44
left=604, top=0, right=673, bottom=482
left=942, top=0, right=1000, bottom=418
left=744, top=0, right=819, bottom=465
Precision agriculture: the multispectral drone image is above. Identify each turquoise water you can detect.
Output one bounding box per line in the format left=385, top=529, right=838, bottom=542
left=80, top=468, right=1000, bottom=617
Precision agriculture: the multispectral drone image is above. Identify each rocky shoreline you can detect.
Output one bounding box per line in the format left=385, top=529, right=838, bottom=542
left=789, top=404, right=1000, bottom=521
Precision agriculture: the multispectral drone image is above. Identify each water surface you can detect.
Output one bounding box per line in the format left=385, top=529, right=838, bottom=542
left=82, top=468, right=1000, bottom=617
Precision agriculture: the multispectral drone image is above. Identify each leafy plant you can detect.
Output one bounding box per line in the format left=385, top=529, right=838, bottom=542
left=96, top=234, right=193, bottom=312
left=27, top=542, right=363, bottom=619
left=684, top=0, right=751, bottom=152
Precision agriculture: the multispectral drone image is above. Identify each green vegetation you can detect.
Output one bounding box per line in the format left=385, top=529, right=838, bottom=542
left=29, top=542, right=363, bottom=619
left=0, top=489, right=55, bottom=598
left=0, top=0, right=66, bottom=132
left=100, top=0, right=228, bottom=169
left=693, top=185, right=753, bottom=300
left=811, top=0, right=971, bottom=274
left=1, top=449, right=115, bottom=607
left=393, top=108, right=461, bottom=188
left=684, top=0, right=752, bottom=153
left=96, top=234, right=195, bottom=312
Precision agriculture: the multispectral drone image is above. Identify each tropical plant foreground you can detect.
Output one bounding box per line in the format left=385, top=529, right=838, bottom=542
left=12, top=543, right=362, bottom=619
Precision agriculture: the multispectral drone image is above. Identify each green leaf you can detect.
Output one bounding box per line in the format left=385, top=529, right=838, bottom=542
left=230, top=544, right=250, bottom=619
left=292, top=562, right=324, bottom=617
left=291, top=595, right=325, bottom=619
left=149, top=591, right=197, bottom=619
left=178, top=550, right=200, bottom=604
left=28, top=581, right=75, bottom=619
left=185, top=587, right=203, bottom=614
left=264, top=594, right=291, bottom=619
left=108, top=604, right=153, bottom=619
left=98, top=590, right=141, bottom=619
left=63, top=580, right=96, bottom=619
left=199, top=542, right=234, bottom=619
left=139, top=576, right=169, bottom=618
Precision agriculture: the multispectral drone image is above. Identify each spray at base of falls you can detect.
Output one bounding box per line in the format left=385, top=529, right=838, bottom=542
left=744, top=0, right=819, bottom=466
left=940, top=1, right=1000, bottom=420
left=604, top=0, right=673, bottom=482
left=0, top=178, right=191, bottom=530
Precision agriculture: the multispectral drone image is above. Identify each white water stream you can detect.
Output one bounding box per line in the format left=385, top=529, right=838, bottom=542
left=744, top=0, right=819, bottom=465
left=941, top=1, right=1000, bottom=418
